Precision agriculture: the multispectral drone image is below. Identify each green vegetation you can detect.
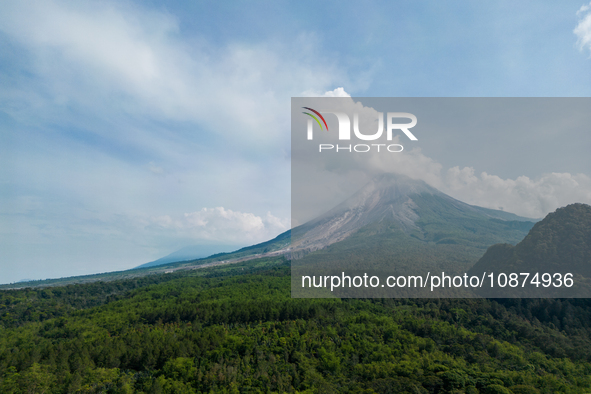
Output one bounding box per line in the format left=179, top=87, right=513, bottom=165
left=469, top=204, right=591, bottom=297
left=1, top=257, right=591, bottom=393
left=471, top=203, right=591, bottom=276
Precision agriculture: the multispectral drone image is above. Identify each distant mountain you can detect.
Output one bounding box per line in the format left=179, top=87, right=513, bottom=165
left=136, top=244, right=245, bottom=269
left=469, top=203, right=591, bottom=297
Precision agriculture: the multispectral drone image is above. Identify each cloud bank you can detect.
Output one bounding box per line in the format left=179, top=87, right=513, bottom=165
left=0, top=0, right=352, bottom=154
left=151, top=207, right=289, bottom=245
left=441, top=169, right=591, bottom=219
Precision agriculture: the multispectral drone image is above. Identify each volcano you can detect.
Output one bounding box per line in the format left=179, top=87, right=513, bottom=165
left=290, top=173, right=534, bottom=260
left=286, top=173, right=539, bottom=297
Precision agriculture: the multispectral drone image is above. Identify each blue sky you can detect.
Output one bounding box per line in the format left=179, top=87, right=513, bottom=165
left=1, top=0, right=591, bottom=283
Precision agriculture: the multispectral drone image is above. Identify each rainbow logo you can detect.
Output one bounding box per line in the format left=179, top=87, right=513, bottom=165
left=302, top=107, right=329, bottom=131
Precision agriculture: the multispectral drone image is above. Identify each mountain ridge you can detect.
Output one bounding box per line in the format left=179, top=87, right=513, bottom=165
left=136, top=244, right=245, bottom=269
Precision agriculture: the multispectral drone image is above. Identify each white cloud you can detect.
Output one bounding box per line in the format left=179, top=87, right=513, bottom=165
left=0, top=0, right=354, bottom=155
left=150, top=207, right=289, bottom=244
left=322, top=87, right=351, bottom=97
left=575, top=2, right=591, bottom=54
left=441, top=169, right=591, bottom=219
left=301, top=87, right=352, bottom=97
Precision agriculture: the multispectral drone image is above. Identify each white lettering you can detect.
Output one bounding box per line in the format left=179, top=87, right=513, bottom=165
left=387, top=112, right=418, bottom=140
left=353, top=144, right=370, bottom=152
left=387, top=144, right=403, bottom=152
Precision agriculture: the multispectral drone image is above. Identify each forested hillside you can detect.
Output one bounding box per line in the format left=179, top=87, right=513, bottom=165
left=469, top=203, right=591, bottom=297
left=1, top=258, right=591, bottom=393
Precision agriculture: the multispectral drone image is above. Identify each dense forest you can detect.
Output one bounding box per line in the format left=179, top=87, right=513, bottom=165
left=1, top=258, right=591, bottom=393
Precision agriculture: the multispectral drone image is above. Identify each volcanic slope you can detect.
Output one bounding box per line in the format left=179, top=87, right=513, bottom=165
left=291, top=173, right=535, bottom=280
